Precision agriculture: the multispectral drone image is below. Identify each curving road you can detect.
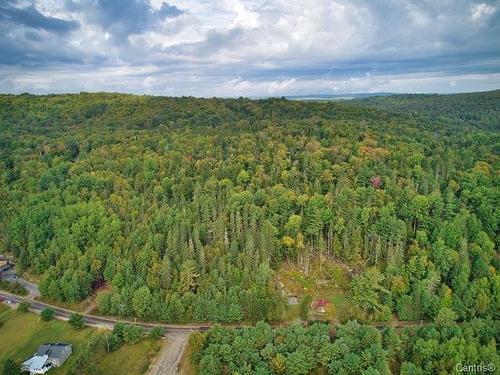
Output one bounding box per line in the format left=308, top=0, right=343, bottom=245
left=0, top=290, right=199, bottom=374
left=1, top=289, right=430, bottom=375
left=0, top=289, right=430, bottom=332
left=0, top=290, right=211, bottom=334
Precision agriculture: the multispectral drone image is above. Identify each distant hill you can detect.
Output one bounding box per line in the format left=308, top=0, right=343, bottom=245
left=355, top=89, right=500, bottom=131
left=285, top=92, right=395, bottom=101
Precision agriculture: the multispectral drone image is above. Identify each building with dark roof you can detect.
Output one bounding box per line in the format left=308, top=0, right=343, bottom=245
left=21, top=343, right=72, bottom=374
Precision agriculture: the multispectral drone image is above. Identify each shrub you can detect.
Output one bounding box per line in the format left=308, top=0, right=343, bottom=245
left=68, top=335, right=104, bottom=374
left=108, top=333, right=123, bottom=352
left=40, top=308, right=55, bottom=321
left=123, top=324, right=144, bottom=344
left=148, top=327, right=164, bottom=340
left=112, top=322, right=125, bottom=338
left=2, top=358, right=21, bottom=375
left=108, top=322, right=126, bottom=351
left=68, top=313, right=85, bottom=329
left=17, top=301, right=30, bottom=312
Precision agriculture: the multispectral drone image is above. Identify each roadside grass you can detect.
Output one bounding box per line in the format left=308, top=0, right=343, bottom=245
left=0, top=307, right=161, bottom=375
left=98, top=338, right=161, bottom=375
left=0, top=279, right=28, bottom=296
left=178, top=337, right=197, bottom=375
left=0, top=304, right=9, bottom=314
left=35, top=295, right=89, bottom=313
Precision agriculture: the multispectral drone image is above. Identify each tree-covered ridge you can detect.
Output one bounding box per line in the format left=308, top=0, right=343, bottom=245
left=359, top=90, right=500, bottom=131
left=0, top=91, right=498, bottom=324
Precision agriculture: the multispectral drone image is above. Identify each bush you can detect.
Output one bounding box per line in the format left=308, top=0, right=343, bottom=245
left=148, top=327, right=164, bottom=340
left=108, top=333, right=123, bottom=351
left=107, top=323, right=144, bottom=350
left=112, top=322, right=125, bottom=338
left=68, top=335, right=104, bottom=374
left=17, top=301, right=30, bottom=312
left=108, top=322, right=126, bottom=351
left=68, top=313, right=85, bottom=329
left=123, top=324, right=144, bottom=344
left=40, top=308, right=55, bottom=321
left=2, top=358, right=21, bottom=375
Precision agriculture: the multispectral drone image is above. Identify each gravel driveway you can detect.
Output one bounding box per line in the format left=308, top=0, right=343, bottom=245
left=147, top=334, right=189, bottom=375
left=0, top=269, right=40, bottom=298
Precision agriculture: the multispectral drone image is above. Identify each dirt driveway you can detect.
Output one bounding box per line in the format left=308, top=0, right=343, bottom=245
left=147, top=333, right=189, bottom=375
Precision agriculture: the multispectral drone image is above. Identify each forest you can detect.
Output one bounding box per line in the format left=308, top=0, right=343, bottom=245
left=189, top=318, right=499, bottom=375
left=0, top=91, right=498, bottom=329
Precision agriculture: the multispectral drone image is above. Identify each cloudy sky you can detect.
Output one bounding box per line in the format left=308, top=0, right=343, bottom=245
left=1, top=0, right=499, bottom=97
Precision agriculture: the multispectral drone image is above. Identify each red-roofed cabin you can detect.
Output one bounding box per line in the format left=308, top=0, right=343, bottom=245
left=311, top=298, right=327, bottom=313
left=370, top=175, right=382, bottom=188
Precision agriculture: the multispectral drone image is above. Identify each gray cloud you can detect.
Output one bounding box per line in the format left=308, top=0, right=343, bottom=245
left=0, top=0, right=82, bottom=65
left=0, top=0, right=499, bottom=96
left=0, top=0, right=79, bottom=34
left=66, top=0, right=183, bottom=41
left=159, top=2, right=183, bottom=18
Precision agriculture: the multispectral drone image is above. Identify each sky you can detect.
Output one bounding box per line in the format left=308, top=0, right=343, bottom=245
left=1, top=0, right=499, bottom=97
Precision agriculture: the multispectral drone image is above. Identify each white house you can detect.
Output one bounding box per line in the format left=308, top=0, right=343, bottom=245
left=21, top=343, right=72, bottom=374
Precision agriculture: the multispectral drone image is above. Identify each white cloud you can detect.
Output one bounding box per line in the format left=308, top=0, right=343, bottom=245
left=471, top=3, right=496, bottom=21
left=223, top=0, right=260, bottom=29
left=0, top=0, right=499, bottom=96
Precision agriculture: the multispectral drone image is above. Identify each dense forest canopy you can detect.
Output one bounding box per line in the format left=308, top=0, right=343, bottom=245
left=0, top=91, right=498, bottom=324
left=190, top=318, right=499, bottom=375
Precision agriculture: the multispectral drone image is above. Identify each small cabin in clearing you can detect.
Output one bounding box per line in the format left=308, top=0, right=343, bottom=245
left=311, top=298, right=327, bottom=314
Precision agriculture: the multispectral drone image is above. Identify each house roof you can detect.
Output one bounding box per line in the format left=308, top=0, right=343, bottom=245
left=34, top=343, right=71, bottom=361
left=22, top=355, right=49, bottom=372
left=311, top=298, right=327, bottom=308
left=34, top=345, right=52, bottom=357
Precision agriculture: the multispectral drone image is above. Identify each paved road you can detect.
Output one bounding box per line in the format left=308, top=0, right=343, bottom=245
left=1, top=289, right=432, bottom=375
left=1, top=270, right=432, bottom=332
left=0, top=291, right=211, bottom=334
left=1, top=290, right=431, bottom=332
left=0, top=291, right=196, bottom=374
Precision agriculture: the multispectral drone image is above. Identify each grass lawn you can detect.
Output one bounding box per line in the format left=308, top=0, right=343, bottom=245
left=98, top=339, right=161, bottom=375
left=0, top=306, right=161, bottom=375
